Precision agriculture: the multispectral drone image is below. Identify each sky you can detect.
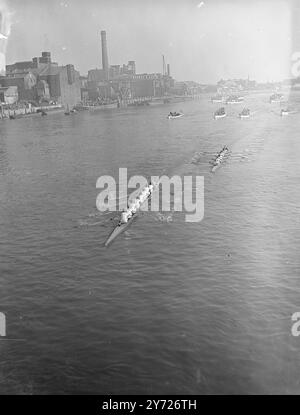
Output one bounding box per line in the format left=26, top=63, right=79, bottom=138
left=2, top=0, right=294, bottom=83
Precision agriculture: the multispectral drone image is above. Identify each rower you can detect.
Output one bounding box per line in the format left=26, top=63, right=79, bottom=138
left=144, top=187, right=150, bottom=198
left=137, top=197, right=144, bottom=208
left=140, top=193, right=147, bottom=204
left=134, top=196, right=141, bottom=207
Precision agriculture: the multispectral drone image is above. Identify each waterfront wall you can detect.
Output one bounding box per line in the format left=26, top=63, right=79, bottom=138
left=0, top=104, right=63, bottom=119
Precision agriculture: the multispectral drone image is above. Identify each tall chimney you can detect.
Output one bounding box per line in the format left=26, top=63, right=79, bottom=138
left=101, top=30, right=109, bottom=80
left=167, top=64, right=170, bottom=77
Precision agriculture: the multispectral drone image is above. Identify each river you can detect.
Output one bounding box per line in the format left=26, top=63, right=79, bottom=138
left=0, top=91, right=300, bottom=394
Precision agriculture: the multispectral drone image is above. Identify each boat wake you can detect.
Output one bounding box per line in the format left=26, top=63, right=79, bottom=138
left=191, top=150, right=219, bottom=166
left=77, top=219, right=104, bottom=227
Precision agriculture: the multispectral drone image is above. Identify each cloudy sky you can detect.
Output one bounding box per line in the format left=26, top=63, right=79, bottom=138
left=4, top=0, right=294, bottom=82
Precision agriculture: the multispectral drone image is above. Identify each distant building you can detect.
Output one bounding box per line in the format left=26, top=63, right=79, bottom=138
left=109, top=65, right=121, bottom=79
left=37, top=80, right=50, bottom=101
left=170, top=81, right=188, bottom=95
left=5, top=52, right=56, bottom=77
left=121, top=61, right=136, bottom=76
left=86, top=69, right=107, bottom=101
left=79, top=75, right=88, bottom=101
left=88, top=68, right=106, bottom=83
left=38, top=63, right=81, bottom=107
left=111, top=73, right=173, bottom=100
left=108, top=61, right=136, bottom=80
left=217, top=78, right=257, bottom=91
left=79, top=76, right=88, bottom=88
left=0, top=72, right=37, bottom=102
left=1, top=52, right=81, bottom=107
left=0, top=85, right=18, bottom=105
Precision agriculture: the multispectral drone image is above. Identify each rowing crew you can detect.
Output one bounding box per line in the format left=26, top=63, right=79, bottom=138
left=120, top=182, right=154, bottom=224
left=168, top=112, right=181, bottom=117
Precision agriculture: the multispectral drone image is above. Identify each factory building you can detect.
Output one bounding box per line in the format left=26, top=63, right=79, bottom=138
left=112, top=73, right=172, bottom=99
left=84, top=30, right=173, bottom=103
left=0, top=85, right=18, bottom=104
left=38, top=63, right=81, bottom=107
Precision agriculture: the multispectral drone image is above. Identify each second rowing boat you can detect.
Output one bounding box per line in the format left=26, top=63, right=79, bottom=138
left=210, top=148, right=229, bottom=173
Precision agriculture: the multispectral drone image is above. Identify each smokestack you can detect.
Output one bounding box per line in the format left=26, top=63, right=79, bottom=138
left=167, top=64, right=170, bottom=77
left=101, top=30, right=109, bottom=80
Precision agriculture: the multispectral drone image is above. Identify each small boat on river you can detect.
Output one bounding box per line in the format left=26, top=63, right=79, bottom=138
left=239, top=108, right=250, bottom=118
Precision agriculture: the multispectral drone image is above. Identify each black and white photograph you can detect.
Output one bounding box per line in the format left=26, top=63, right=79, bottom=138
left=1, top=0, right=300, bottom=398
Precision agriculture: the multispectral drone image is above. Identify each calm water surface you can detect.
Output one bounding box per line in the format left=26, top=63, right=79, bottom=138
left=0, top=92, right=300, bottom=394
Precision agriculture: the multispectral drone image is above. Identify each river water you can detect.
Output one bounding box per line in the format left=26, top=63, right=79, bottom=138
left=0, top=91, right=300, bottom=394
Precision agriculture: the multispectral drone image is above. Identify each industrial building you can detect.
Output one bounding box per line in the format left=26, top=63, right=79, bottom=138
left=0, top=52, right=81, bottom=107
left=84, top=30, right=174, bottom=103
